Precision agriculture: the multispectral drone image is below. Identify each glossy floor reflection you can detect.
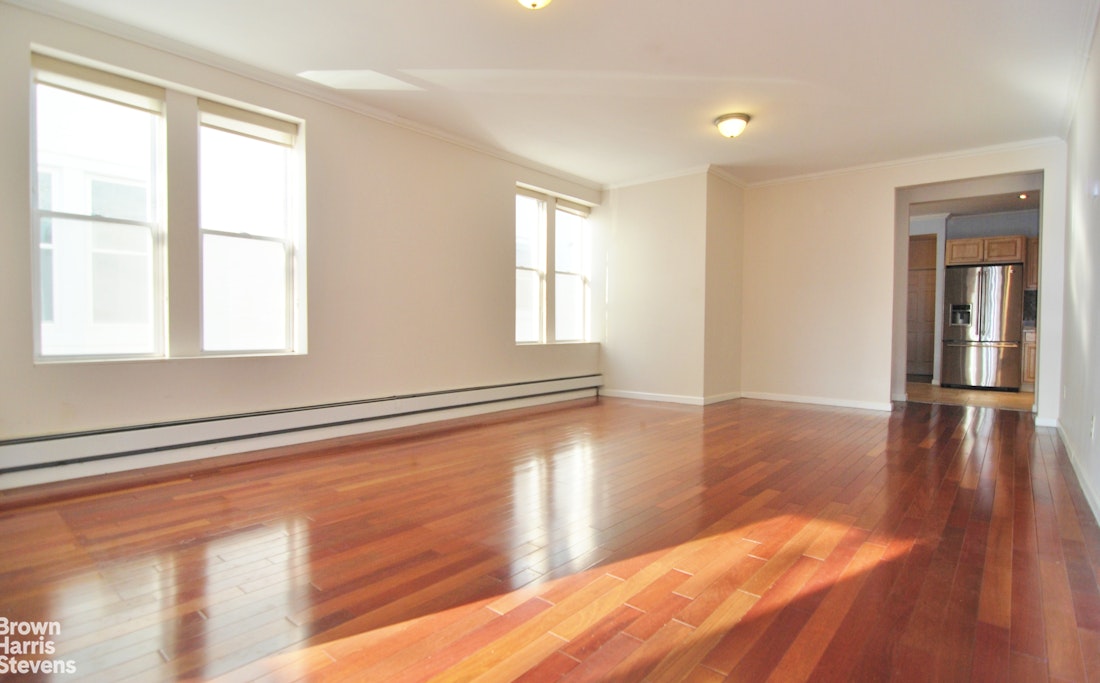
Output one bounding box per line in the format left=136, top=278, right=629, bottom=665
left=0, top=397, right=1097, bottom=680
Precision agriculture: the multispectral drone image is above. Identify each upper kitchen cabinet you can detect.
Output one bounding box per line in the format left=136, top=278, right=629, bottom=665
left=945, top=235, right=1026, bottom=266
left=944, top=238, right=983, bottom=264
left=1025, top=237, right=1039, bottom=290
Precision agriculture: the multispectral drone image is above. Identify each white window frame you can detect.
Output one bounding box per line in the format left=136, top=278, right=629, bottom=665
left=515, top=188, right=591, bottom=344
left=30, top=52, right=306, bottom=362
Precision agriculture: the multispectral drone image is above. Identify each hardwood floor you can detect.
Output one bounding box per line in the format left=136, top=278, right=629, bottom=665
left=0, top=397, right=1098, bottom=681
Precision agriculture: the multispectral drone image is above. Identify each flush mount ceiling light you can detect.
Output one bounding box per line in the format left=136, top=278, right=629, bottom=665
left=518, top=0, right=552, bottom=8
left=714, top=113, right=751, bottom=138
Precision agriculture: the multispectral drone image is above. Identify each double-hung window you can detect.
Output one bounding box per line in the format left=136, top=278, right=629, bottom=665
left=515, top=189, right=590, bottom=344
left=31, top=54, right=304, bottom=361
left=199, top=101, right=299, bottom=352
left=33, top=55, right=165, bottom=358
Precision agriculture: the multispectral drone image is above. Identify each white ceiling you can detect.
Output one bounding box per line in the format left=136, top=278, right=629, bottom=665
left=14, top=0, right=1100, bottom=187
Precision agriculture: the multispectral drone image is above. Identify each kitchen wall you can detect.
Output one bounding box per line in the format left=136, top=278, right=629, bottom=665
left=946, top=209, right=1040, bottom=238
left=1062, top=6, right=1100, bottom=519
left=0, top=7, right=601, bottom=446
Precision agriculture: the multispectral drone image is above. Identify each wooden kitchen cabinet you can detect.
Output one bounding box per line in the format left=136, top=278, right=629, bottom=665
left=945, top=238, right=984, bottom=265
left=1025, top=237, right=1039, bottom=290
left=945, top=235, right=1026, bottom=266
left=984, top=235, right=1026, bottom=263
left=1022, top=328, right=1037, bottom=389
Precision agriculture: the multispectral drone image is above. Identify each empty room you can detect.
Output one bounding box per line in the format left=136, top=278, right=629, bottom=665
left=1, top=0, right=1099, bottom=680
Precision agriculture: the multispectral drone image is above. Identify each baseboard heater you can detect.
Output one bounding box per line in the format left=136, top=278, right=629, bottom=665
left=0, top=374, right=602, bottom=475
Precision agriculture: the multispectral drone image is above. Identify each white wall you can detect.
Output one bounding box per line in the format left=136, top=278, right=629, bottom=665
left=742, top=144, right=1066, bottom=414
left=0, top=6, right=600, bottom=444
left=1062, top=9, right=1100, bottom=519
left=602, top=172, right=708, bottom=403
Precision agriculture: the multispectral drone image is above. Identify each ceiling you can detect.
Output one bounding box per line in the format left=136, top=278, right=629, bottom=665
left=13, top=0, right=1100, bottom=187
left=911, top=191, right=1041, bottom=218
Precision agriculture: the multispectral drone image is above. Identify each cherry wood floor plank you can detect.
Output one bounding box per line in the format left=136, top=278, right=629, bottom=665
left=0, top=397, right=1098, bottom=681
left=765, top=540, right=886, bottom=681
left=1039, top=557, right=1089, bottom=682
left=558, top=631, right=644, bottom=682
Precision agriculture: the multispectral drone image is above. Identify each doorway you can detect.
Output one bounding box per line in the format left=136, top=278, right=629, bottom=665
left=899, top=177, right=1042, bottom=413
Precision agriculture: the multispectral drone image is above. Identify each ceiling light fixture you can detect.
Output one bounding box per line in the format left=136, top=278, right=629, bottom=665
left=714, top=113, right=750, bottom=138
left=518, top=0, right=552, bottom=8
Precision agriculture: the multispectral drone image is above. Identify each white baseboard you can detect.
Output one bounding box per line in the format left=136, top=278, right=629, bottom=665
left=703, top=391, right=742, bottom=405
left=601, top=388, right=891, bottom=412
left=598, top=389, right=743, bottom=406
left=741, top=391, right=894, bottom=413
left=1058, top=422, right=1100, bottom=526
left=599, top=389, right=706, bottom=405
left=0, top=376, right=600, bottom=489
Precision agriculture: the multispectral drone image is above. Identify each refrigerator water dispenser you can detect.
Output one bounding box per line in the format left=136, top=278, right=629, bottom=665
left=949, top=304, right=972, bottom=327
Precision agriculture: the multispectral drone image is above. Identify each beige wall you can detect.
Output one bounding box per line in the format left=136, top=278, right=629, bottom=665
left=0, top=6, right=600, bottom=440
left=602, top=173, right=708, bottom=402
left=703, top=172, right=744, bottom=402
left=1062, top=9, right=1100, bottom=518
left=742, top=174, right=896, bottom=410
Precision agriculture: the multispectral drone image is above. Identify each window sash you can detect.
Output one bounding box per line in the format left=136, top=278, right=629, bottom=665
left=199, top=122, right=298, bottom=354
left=201, top=232, right=293, bottom=352
left=32, top=63, right=165, bottom=360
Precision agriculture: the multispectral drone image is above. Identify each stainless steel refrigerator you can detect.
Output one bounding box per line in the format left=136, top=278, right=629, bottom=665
left=941, top=263, right=1023, bottom=390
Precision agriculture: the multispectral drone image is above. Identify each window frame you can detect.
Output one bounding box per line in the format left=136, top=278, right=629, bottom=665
left=515, top=187, right=591, bottom=345
left=29, top=52, right=306, bottom=363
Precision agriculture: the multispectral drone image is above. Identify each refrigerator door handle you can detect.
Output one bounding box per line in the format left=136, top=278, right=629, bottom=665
left=943, top=341, right=1019, bottom=349
left=981, top=267, right=990, bottom=338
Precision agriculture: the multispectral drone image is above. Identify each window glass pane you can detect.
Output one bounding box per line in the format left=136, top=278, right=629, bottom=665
left=201, top=126, right=289, bottom=239
left=555, top=273, right=585, bottom=342
left=555, top=209, right=587, bottom=274
left=38, top=217, right=156, bottom=356
left=516, top=269, right=541, bottom=343
left=91, top=222, right=153, bottom=324
left=91, top=179, right=148, bottom=223
left=38, top=174, right=55, bottom=322
left=35, top=84, right=156, bottom=221
left=516, top=194, right=542, bottom=269
left=37, top=171, right=53, bottom=218
left=93, top=252, right=151, bottom=324
left=40, top=242, right=54, bottom=323
left=203, top=234, right=287, bottom=351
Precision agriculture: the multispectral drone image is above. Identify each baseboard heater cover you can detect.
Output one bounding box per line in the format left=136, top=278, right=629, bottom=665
left=0, top=375, right=602, bottom=474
